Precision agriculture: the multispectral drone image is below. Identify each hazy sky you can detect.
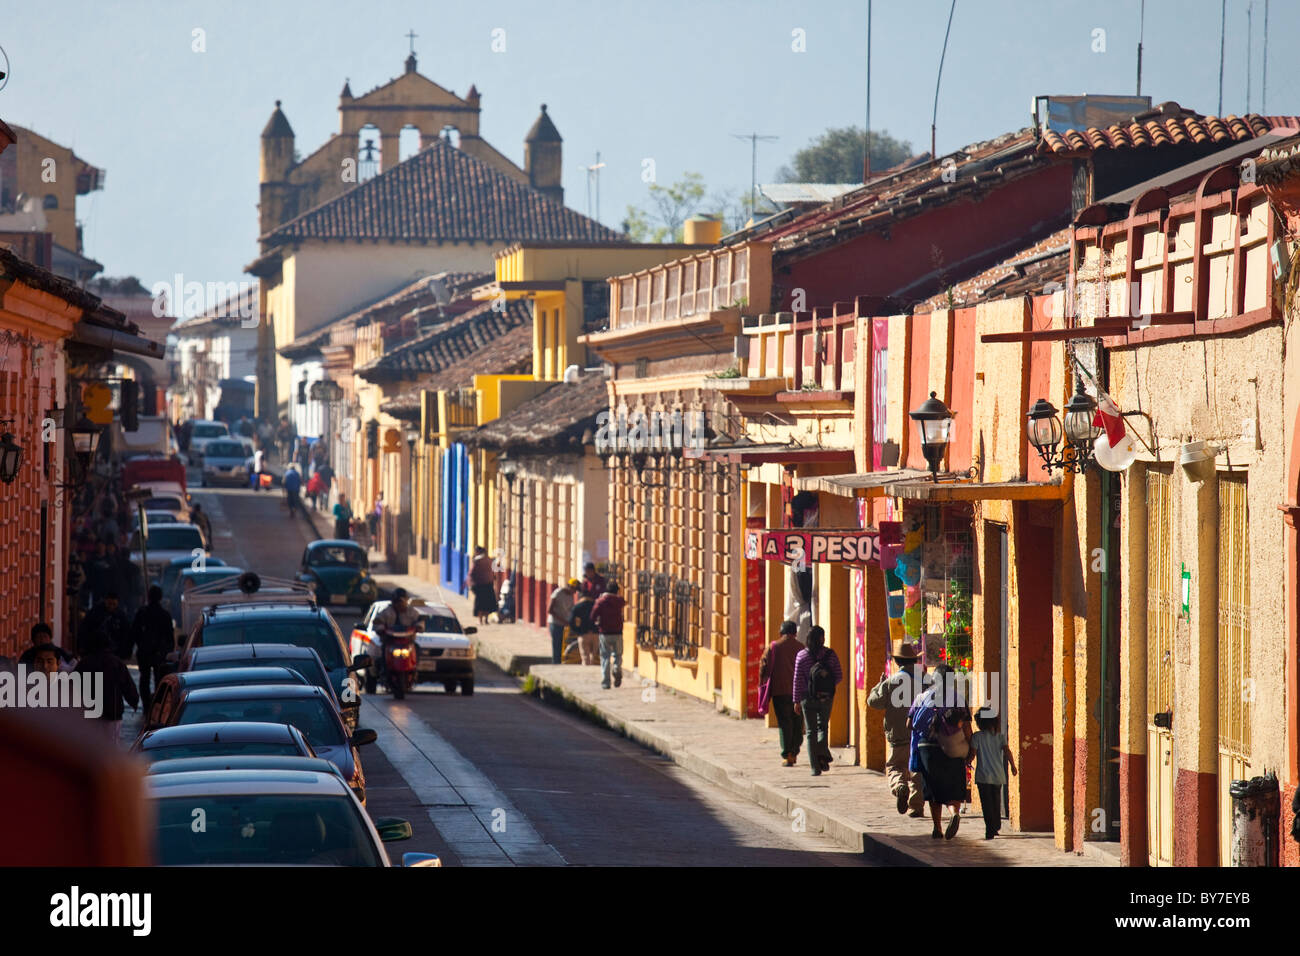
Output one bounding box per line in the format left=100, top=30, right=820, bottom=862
left=3, top=0, right=1297, bottom=311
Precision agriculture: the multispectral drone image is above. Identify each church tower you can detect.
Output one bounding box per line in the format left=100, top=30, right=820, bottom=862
left=524, top=104, right=563, bottom=205
left=259, top=100, right=296, bottom=237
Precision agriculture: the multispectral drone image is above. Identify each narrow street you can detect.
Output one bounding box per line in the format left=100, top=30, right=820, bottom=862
left=175, top=476, right=867, bottom=866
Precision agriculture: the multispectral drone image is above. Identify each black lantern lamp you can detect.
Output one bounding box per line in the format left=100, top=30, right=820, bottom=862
left=1061, top=377, right=1101, bottom=471
left=0, top=427, right=21, bottom=484
left=71, top=419, right=102, bottom=472
left=908, top=391, right=954, bottom=482
left=1026, top=398, right=1063, bottom=470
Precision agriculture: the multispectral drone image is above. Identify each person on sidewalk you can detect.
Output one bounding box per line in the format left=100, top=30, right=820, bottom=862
left=249, top=444, right=265, bottom=491
left=868, top=640, right=927, bottom=816
left=759, top=620, right=805, bottom=766
left=75, top=630, right=140, bottom=745
left=78, top=593, right=129, bottom=658
left=547, top=579, right=577, bottom=665
left=283, top=463, right=303, bottom=518
left=305, top=469, right=324, bottom=512
left=971, top=706, right=1017, bottom=839
left=129, top=585, right=174, bottom=710
left=369, top=492, right=385, bottom=548
left=18, top=623, right=75, bottom=668
left=907, top=662, right=973, bottom=840
left=496, top=576, right=516, bottom=624
left=332, top=493, right=353, bottom=540
left=579, top=562, right=606, bottom=601
left=569, top=589, right=599, bottom=665
left=189, top=503, right=213, bottom=548
left=467, top=546, right=497, bottom=626
left=592, top=582, right=626, bottom=689
left=793, top=626, right=841, bottom=776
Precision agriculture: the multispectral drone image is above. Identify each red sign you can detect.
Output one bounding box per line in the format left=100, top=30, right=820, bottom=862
left=744, top=529, right=881, bottom=566
left=745, top=517, right=766, bottom=718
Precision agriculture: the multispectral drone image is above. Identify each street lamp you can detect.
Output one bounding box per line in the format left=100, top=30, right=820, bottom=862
left=1061, top=377, right=1102, bottom=472
left=1026, top=398, right=1064, bottom=470
left=70, top=419, right=103, bottom=483
left=0, top=428, right=21, bottom=484
left=908, top=391, right=954, bottom=482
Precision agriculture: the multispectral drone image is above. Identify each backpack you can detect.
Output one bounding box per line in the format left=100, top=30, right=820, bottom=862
left=807, top=650, right=835, bottom=700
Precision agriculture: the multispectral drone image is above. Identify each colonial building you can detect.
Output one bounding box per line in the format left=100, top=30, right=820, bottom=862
left=169, top=285, right=259, bottom=423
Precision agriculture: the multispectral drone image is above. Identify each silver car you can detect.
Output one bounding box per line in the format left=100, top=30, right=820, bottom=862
left=201, top=439, right=252, bottom=487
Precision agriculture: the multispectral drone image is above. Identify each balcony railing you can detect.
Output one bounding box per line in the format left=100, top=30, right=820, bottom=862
left=740, top=309, right=858, bottom=393
left=610, top=241, right=771, bottom=331
left=445, top=387, right=478, bottom=430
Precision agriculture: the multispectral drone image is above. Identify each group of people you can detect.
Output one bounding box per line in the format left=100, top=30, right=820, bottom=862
left=548, top=565, right=626, bottom=690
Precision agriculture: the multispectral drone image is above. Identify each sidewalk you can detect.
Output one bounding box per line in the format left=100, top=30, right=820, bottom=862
left=303, top=508, right=1115, bottom=866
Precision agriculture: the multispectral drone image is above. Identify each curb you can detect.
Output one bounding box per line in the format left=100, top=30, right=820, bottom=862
left=528, top=671, right=935, bottom=866
left=471, top=639, right=551, bottom=678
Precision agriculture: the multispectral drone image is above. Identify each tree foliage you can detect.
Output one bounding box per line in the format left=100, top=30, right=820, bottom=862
left=776, top=127, right=914, bottom=183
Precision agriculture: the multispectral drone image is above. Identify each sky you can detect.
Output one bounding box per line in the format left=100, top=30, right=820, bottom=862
left=3, top=0, right=1299, bottom=312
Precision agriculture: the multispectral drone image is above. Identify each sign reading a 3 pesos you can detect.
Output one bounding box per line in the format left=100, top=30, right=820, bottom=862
left=744, top=529, right=881, bottom=565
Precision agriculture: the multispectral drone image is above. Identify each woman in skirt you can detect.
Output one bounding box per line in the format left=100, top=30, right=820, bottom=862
left=907, top=662, right=973, bottom=840
left=467, top=546, right=498, bottom=626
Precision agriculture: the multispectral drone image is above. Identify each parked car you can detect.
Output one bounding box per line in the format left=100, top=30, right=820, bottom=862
left=146, top=769, right=435, bottom=866
left=352, top=599, right=477, bottom=696
left=131, top=721, right=317, bottom=764
left=134, top=509, right=178, bottom=531
left=123, top=456, right=187, bottom=495
left=186, top=419, right=231, bottom=462
left=201, top=439, right=252, bottom=487
left=140, top=666, right=310, bottom=733
left=180, top=602, right=367, bottom=711
left=160, top=556, right=227, bottom=612
left=297, top=540, right=378, bottom=610
left=180, top=643, right=359, bottom=731
left=144, top=755, right=344, bottom=780
left=163, top=683, right=375, bottom=803
left=133, top=489, right=191, bottom=525
left=129, top=523, right=208, bottom=587
left=166, top=566, right=242, bottom=624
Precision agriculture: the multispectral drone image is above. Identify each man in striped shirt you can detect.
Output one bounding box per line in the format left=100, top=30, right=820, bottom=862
left=793, top=626, right=842, bottom=776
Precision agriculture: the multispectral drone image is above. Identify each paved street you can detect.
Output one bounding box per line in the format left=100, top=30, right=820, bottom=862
left=155, top=475, right=867, bottom=866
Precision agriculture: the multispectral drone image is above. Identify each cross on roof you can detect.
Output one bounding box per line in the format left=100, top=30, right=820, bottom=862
left=406, top=29, right=417, bottom=54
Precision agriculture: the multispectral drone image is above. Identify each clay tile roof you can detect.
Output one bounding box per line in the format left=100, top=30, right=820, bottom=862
left=912, top=227, right=1071, bottom=314
left=461, top=372, right=609, bottom=454
left=356, top=297, right=533, bottom=384
left=1035, top=107, right=1300, bottom=156
left=261, top=138, right=620, bottom=246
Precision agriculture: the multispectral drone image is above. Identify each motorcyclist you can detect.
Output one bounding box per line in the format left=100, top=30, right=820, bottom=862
left=372, top=587, right=421, bottom=680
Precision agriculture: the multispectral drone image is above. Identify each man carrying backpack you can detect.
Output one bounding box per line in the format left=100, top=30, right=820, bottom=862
left=792, top=626, right=842, bottom=776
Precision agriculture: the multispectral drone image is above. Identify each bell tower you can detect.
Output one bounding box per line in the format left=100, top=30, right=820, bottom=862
left=524, top=104, right=563, bottom=205
left=259, top=100, right=297, bottom=237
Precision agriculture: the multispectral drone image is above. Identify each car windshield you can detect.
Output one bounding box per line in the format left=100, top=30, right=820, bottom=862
left=143, top=741, right=305, bottom=763
left=178, top=697, right=345, bottom=748
left=194, top=424, right=228, bottom=438
left=132, top=527, right=203, bottom=551
left=154, top=794, right=382, bottom=866
left=193, top=657, right=331, bottom=695
left=199, top=622, right=345, bottom=670
left=309, top=547, right=366, bottom=569
left=206, top=442, right=246, bottom=458
left=145, top=498, right=182, bottom=513
left=417, top=615, right=461, bottom=634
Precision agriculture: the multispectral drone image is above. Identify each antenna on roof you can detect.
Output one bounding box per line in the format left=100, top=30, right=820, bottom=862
left=1136, top=0, right=1145, bottom=95
left=1246, top=2, right=1254, bottom=114
left=1263, top=0, right=1270, bottom=112
left=931, top=0, right=958, bottom=161
left=1217, top=0, right=1226, bottom=116
left=864, top=0, right=872, bottom=182
left=732, top=133, right=778, bottom=220
left=578, top=152, right=606, bottom=220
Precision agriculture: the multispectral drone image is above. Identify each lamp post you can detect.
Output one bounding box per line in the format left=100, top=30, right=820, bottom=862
left=908, top=391, right=954, bottom=481
left=1061, top=377, right=1102, bottom=471
left=0, top=422, right=22, bottom=484
left=1026, top=377, right=1102, bottom=473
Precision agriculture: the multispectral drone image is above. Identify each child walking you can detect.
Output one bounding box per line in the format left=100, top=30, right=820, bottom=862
left=970, top=707, right=1017, bottom=840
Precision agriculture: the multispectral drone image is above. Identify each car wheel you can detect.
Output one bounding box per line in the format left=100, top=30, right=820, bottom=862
left=460, top=678, right=474, bottom=696
left=443, top=681, right=457, bottom=695
left=364, top=671, right=377, bottom=695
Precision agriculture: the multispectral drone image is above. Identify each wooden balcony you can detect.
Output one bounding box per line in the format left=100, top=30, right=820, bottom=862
left=609, top=241, right=772, bottom=331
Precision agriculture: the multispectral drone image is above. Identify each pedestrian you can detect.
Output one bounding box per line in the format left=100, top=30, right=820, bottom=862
left=282, top=463, right=303, bottom=518
left=369, top=492, right=384, bottom=547
left=970, top=706, right=1017, bottom=839
left=792, top=626, right=841, bottom=776
left=547, top=578, right=577, bottom=665
left=569, top=589, right=599, bottom=665
left=130, top=585, right=175, bottom=710
left=868, top=640, right=927, bottom=816
left=496, top=576, right=516, bottom=624
left=78, top=592, right=130, bottom=658
left=190, top=502, right=213, bottom=545
left=907, top=662, right=973, bottom=840
left=758, top=620, right=805, bottom=766
left=579, top=562, right=606, bottom=601
left=17, top=623, right=75, bottom=668
left=86, top=541, right=111, bottom=604
left=75, top=630, right=140, bottom=745
left=332, top=492, right=353, bottom=539
left=305, top=469, right=324, bottom=512
left=108, top=541, right=142, bottom=615
left=466, top=546, right=497, bottom=626
left=249, top=443, right=265, bottom=491
left=591, top=581, right=626, bottom=689
left=30, top=644, right=61, bottom=677
left=316, top=461, right=334, bottom=509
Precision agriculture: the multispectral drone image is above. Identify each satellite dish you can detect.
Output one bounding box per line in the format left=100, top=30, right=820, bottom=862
left=237, top=571, right=262, bottom=594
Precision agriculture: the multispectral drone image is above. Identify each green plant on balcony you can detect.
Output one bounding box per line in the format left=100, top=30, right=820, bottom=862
left=708, top=365, right=743, bottom=379
left=942, top=577, right=973, bottom=673
left=728, top=296, right=749, bottom=310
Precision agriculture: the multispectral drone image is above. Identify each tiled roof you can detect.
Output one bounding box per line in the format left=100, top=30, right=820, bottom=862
left=357, top=297, right=533, bottom=384
left=378, top=326, right=534, bottom=418
left=172, top=283, right=259, bottom=334
left=913, top=228, right=1071, bottom=313
left=1037, top=102, right=1300, bottom=155
left=462, top=372, right=608, bottom=454
left=260, top=138, right=622, bottom=246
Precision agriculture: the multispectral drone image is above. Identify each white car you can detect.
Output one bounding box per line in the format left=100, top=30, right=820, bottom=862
left=350, top=599, right=477, bottom=695
left=129, top=522, right=208, bottom=588
left=187, top=419, right=231, bottom=462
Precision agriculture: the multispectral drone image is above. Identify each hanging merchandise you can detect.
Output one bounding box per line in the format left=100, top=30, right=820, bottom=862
left=1094, top=431, right=1137, bottom=471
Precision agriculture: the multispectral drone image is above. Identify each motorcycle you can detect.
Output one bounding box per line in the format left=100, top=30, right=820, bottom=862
left=381, top=628, right=418, bottom=700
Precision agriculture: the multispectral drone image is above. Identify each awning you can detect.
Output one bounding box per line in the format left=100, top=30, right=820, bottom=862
left=71, top=320, right=166, bottom=359
left=794, top=468, right=929, bottom=497
left=882, top=475, right=1065, bottom=501
left=744, top=527, right=881, bottom=566
left=687, top=442, right=853, bottom=465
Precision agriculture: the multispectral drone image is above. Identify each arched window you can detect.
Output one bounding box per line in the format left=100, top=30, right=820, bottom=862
left=357, top=125, right=381, bottom=182
left=43, top=194, right=58, bottom=209
left=399, top=126, right=421, bottom=162
left=440, top=125, right=460, bottom=148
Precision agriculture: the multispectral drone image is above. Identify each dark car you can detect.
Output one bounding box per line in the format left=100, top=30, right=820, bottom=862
left=181, top=643, right=359, bottom=731
left=141, top=666, right=310, bottom=734
left=182, top=603, right=368, bottom=720
left=131, top=722, right=317, bottom=764
left=145, top=755, right=345, bottom=781
left=297, top=540, right=378, bottom=610
left=166, top=683, right=376, bottom=804
left=146, top=769, right=434, bottom=866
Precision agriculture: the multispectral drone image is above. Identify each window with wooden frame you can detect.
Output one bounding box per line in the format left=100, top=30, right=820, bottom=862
left=1146, top=468, right=1176, bottom=718
left=1217, top=474, right=1250, bottom=758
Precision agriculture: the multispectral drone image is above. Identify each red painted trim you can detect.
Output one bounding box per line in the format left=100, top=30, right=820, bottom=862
left=1103, top=306, right=1278, bottom=347
left=1119, top=750, right=1148, bottom=867
left=905, top=315, right=932, bottom=472
left=1173, top=767, right=1218, bottom=867
left=949, top=308, right=976, bottom=474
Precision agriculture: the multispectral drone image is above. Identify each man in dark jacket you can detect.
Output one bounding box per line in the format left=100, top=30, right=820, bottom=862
left=591, top=582, right=627, bottom=689
left=79, top=593, right=130, bottom=658
left=570, top=591, right=599, bottom=665
left=75, top=630, right=140, bottom=744
left=17, top=622, right=75, bottom=668
left=760, top=620, right=805, bottom=766
left=282, top=465, right=303, bottom=518
left=793, top=626, right=843, bottom=776
left=130, top=585, right=175, bottom=708
left=108, top=542, right=142, bottom=617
